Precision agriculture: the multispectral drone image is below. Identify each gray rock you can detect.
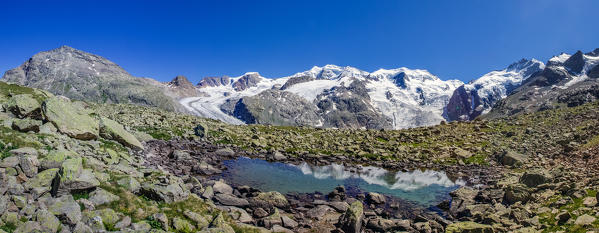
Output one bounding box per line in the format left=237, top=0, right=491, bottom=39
left=140, top=179, right=189, bottom=203
left=504, top=183, right=531, bottom=204
left=99, top=117, right=144, bottom=150
left=152, top=213, right=168, bottom=231
left=42, top=96, right=99, bottom=140
left=73, top=222, right=93, bottom=233
left=172, top=217, right=195, bottom=232
left=88, top=188, right=120, bottom=206
left=13, top=221, right=42, bottom=233
left=281, top=215, right=298, bottom=229
left=116, top=176, right=141, bottom=193
left=366, top=192, right=386, bottom=205
left=11, top=119, right=42, bottom=132
left=306, top=205, right=333, bottom=219
left=19, top=154, right=39, bottom=178
left=212, top=181, right=233, bottom=195
left=328, top=201, right=350, bottom=212
left=114, top=215, right=131, bottom=230
left=574, top=214, right=595, bottom=226
left=47, top=195, right=82, bottom=225
left=520, top=169, right=552, bottom=187
left=4, top=94, right=41, bottom=119
left=214, top=193, right=249, bottom=207
left=497, top=150, right=528, bottom=167
left=339, top=201, right=364, bottom=233
left=35, top=209, right=60, bottom=233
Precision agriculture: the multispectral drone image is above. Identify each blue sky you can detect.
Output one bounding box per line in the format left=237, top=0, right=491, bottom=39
left=1, top=0, right=597, bottom=83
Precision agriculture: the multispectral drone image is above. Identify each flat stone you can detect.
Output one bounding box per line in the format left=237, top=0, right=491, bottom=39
left=212, top=181, right=233, bottom=194
left=582, top=196, right=597, bottom=207
left=575, top=214, right=596, bottom=226
left=88, top=188, right=120, bottom=206
left=214, top=193, right=249, bottom=207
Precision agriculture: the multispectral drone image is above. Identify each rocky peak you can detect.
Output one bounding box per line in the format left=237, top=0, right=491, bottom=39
left=168, top=75, right=194, bottom=89
left=232, top=73, right=262, bottom=91
left=197, top=76, right=231, bottom=88
left=563, top=50, right=585, bottom=74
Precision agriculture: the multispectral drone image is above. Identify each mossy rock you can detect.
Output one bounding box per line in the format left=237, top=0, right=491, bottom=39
left=42, top=96, right=99, bottom=140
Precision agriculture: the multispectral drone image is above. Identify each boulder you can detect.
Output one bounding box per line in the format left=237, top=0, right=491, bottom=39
left=449, top=187, right=478, bottom=217
left=140, top=177, right=189, bottom=203
left=47, top=195, right=82, bottom=225
left=366, top=217, right=412, bottom=232
left=23, top=168, right=59, bottom=194
left=366, top=192, right=386, bottom=205
left=88, top=188, right=120, bottom=206
left=4, top=94, right=41, bottom=119
left=519, top=169, right=551, bottom=187
left=496, top=151, right=527, bottom=167
left=39, top=122, right=58, bottom=134
left=306, top=205, right=333, bottom=219
left=504, top=183, right=531, bottom=204
left=116, top=176, right=140, bottom=193
left=58, top=157, right=99, bottom=193
left=35, top=209, right=60, bottom=233
left=40, top=150, right=75, bottom=170
left=212, top=181, right=233, bottom=194
left=19, top=154, right=39, bottom=178
left=11, top=119, right=42, bottom=132
left=99, top=117, right=143, bottom=150
left=42, top=97, right=99, bottom=140
left=574, top=214, right=596, bottom=226
left=13, top=221, right=43, bottom=233
left=9, top=147, right=38, bottom=157
left=215, top=148, right=235, bottom=157
left=445, top=221, right=494, bottom=233
left=452, top=148, right=472, bottom=159
left=339, top=201, right=364, bottom=233
left=250, top=191, right=289, bottom=209
left=209, top=213, right=235, bottom=233
left=172, top=217, right=195, bottom=232
left=214, top=193, right=249, bottom=207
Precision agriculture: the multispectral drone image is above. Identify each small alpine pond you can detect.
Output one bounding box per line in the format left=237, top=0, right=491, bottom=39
left=217, top=157, right=465, bottom=207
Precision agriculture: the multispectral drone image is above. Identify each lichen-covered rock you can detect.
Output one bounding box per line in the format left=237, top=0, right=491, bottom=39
left=88, top=188, right=120, bottom=206
left=212, top=181, right=233, bottom=195
left=140, top=177, right=189, bottom=203
left=11, top=118, right=42, bottom=132
left=496, top=150, right=528, bottom=167
left=13, top=221, right=42, bottom=233
left=117, top=176, right=141, bottom=193
left=209, top=212, right=235, bottom=233
left=58, top=157, right=99, bottom=192
left=40, top=150, right=75, bottom=170
left=4, top=94, right=41, bottom=119
left=519, top=169, right=551, bottom=187
left=35, top=209, right=60, bottom=233
left=24, top=168, right=59, bottom=192
left=99, top=117, right=143, bottom=150
left=339, top=201, right=364, bottom=233
left=445, top=221, right=494, bottom=233
left=250, top=191, right=289, bottom=209
left=19, top=154, right=39, bottom=178
left=504, top=183, right=531, bottom=204
left=47, top=195, right=82, bottom=225
left=172, top=217, right=195, bottom=232
left=42, top=96, right=99, bottom=140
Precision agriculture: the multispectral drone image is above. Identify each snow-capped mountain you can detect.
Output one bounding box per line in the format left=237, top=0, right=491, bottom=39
left=446, top=59, right=545, bottom=121
left=486, top=48, right=599, bottom=119
left=181, top=65, right=463, bottom=129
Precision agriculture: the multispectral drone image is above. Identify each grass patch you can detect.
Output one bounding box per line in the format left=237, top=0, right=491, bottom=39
left=0, top=222, right=17, bottom=233
left=145, top=216, right=162, bottom=229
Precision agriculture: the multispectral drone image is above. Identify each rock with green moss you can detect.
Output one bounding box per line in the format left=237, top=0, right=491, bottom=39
left=117, top=176, right=141, bottom=193
left=519, top=169, right=552, bottom=187
left=250, top=191, right=289, bottom=209
left=18, top=154, right=39, bottom=178
left=172, top=217, right=195, bottom=232
left=4, top=94, right=41, bottom=119
left=38, top=122, right=58, bottom=134
left=58, top=157, right=99, bottom=192
left=40, top=150, right=76, bottom=170
left=23, top=168, right=58, bottom=193
left=208, top=213, right=235, bottom=233
left=11, top=118, right=42, bottom=132
left=445, top=221, right=494, bottom=233
left=99, top=117, right=143, bottom=150
left=35, top=209, right=60, bottom=233
left=140, top=177, right=189, bottom=203
left=42, top=96, right=99, bottom=140
left=339, top=201, right=364, bottom=233
left=88, top=188, right=120, bottom=206
left=13, top=221, right=42, bottom=233
left=504, top=183, right=531, bottom=204
left=47, top=195, right=82, bottom=225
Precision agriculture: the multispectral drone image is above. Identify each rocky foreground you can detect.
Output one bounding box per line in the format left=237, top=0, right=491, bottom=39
left=1, top=80, right=599, bottom=233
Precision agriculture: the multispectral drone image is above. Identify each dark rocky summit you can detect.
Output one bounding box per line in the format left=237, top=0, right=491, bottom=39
left=197, top=76, right=231, bottom=88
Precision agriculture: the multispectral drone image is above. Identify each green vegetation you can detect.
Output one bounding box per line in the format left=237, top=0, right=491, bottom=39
left=0, top=222, right=16, bottom=233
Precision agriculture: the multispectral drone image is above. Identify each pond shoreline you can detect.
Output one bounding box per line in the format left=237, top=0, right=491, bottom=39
left=142, top=138, right=505, bottom=232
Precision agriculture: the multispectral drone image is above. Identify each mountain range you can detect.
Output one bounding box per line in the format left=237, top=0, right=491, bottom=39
left=2, top=46, right=598, bottom=129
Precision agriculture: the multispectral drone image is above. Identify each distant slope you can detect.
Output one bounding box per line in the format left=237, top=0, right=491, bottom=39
left=1, top=46, right=185, bottom=112
left=485, top=48, right=599, bottom=119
